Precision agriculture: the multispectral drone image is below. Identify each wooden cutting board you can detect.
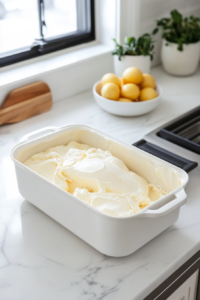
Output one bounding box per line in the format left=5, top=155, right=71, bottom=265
left=0, top=82, right=52, bottom=125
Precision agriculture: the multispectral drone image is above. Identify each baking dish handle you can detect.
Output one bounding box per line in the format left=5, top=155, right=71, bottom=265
left=19, top=126, right=59, bottom=143
left=140, top=189, right=187, bottom=218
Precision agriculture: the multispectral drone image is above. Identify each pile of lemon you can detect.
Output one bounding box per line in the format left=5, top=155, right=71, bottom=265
left=101, top=67, right=158, bottom=102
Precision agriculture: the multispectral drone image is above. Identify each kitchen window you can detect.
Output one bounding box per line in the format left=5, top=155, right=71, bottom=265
left=0, top=0, right=95, bottom=67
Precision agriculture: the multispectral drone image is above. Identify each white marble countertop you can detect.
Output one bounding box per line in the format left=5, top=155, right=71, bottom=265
left=1, top=65, right=200, bottom=300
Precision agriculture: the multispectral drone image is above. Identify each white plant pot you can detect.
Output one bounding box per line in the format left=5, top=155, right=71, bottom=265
left=113, top=55, right=150, bottom=77
left=161, top=39, right=200, bottom=76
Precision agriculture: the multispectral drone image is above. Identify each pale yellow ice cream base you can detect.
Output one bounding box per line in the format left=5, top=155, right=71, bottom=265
left=24, top=141, right=166, bottom=217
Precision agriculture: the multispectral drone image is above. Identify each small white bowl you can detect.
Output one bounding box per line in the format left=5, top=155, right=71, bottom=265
left=93, top=81, right=163, bottom=117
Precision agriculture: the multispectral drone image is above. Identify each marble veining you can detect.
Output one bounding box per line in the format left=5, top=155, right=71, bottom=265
left=0, top=66, right=200, bottom=300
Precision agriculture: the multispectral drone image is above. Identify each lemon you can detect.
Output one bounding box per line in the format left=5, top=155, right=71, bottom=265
left=123, top=67, right=143, bottom=84
left=118, top=98, right=132, bottom=102
left=101, top=83, right=120, bottom=100
left=101, top=73, right=121, bottom=88
left=140, top=74, right=156, bottom=89
left=121, top=83, right=140, bottom=100
left=139, top=87, right=158, bottom=101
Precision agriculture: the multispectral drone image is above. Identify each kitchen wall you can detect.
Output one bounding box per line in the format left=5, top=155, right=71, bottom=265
left=139, top=0, right=200, bottom=66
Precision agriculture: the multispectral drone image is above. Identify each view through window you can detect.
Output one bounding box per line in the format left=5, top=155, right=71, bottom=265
left=0, top=0, right=95, bottom=67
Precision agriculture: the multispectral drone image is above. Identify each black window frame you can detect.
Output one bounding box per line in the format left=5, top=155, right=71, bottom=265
left=0, top=0, right=95, bottom=68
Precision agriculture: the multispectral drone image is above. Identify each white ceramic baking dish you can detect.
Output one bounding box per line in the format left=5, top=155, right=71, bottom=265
left=11, top=125, right=188, bottom=257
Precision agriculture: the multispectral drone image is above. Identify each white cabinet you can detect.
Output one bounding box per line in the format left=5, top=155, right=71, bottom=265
left=167, top=270, right=199, bottom=300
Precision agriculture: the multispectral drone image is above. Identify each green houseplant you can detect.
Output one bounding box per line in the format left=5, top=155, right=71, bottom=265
left=112, top=34, right=155, bottom=76
left=112, top=34, right=155, bottom=61
left=153, top=9, right=200, bottom=76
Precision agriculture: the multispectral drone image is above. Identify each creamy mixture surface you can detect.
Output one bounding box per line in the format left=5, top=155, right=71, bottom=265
left=24, top=141, right=166, bottom=217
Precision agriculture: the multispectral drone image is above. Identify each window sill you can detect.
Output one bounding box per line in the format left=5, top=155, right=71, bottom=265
left=0, top=43, right=113, bottom=106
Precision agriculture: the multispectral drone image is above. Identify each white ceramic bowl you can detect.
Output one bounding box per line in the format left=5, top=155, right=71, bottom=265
left=93, top=81, right=163, bottom=117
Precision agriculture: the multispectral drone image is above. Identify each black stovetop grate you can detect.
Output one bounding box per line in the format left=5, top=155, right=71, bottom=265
left=133, top=139, right=198, bottom=173
left=158, top=106, right=200, bottom=155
